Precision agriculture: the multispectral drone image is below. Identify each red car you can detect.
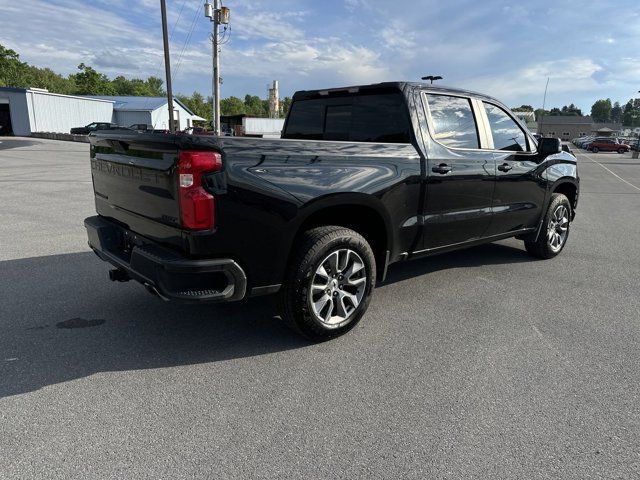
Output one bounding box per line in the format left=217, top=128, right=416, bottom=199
left=587, top=138, right=630, bottom=154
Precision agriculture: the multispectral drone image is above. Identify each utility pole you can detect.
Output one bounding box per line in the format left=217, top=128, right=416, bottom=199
left=212, top=0, right=220, bottom=135
left=205, top=1, right=228, bottom=135
left=160, top=0, right=175, bottom=133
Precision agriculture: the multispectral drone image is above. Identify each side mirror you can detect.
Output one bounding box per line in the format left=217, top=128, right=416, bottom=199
left=539, top=137, right=562, bottom=156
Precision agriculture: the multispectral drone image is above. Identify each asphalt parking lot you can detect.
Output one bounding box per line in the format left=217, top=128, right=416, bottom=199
left=1, top=137, right=639, bottom=479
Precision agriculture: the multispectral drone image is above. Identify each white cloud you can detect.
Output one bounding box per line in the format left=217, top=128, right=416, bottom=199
left=464, top=58, right=605, bottom=104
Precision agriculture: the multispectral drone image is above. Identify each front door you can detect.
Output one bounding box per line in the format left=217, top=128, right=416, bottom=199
left=479, top=101, right=546, bottom=236
left=421, top=93, right=495, bottom=249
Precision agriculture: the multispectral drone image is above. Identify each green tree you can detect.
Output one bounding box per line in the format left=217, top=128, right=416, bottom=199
left=0, top=45, right=25, bottom=87
left=611, top=101, right=623, bottom=123
left=145, top=76, right=164, bottom=96
left=534, top=108, right=549, bottom=119
left=281, top=96, right=293, bottom=116
left=176, top=91, right=211, bottom=121
left=561, top=103, right=582, bottom=116
left=622, top=99, right=640, bottom=127
left=243, top=94, right=268, bottom=116
left=591, top=98, right=612, bottom=122
left=70, top=63, right=115, bottom=95
left=512, top=105, right=534, bottom=112
left=220, top=96, right=246, bottom=116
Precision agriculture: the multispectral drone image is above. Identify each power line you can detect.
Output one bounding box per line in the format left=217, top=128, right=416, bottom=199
left=173, top=1, right=203, bottom=81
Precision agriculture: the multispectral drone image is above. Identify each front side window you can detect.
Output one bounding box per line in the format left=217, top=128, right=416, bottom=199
left=483, top=102, right=527, bottom=151
left=426, top=94, right=479, bottom=149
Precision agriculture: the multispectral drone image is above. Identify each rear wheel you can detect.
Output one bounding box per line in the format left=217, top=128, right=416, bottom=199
left=524, top=193, right=571, bottom=259
left=280, top=226, right=376, bottom=341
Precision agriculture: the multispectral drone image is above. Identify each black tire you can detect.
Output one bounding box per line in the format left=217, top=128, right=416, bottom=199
left=279, top=226, right=376, bottom=341
left=591, top=146, right=599, bottom=153
left=524, top=193, right=572, bottom=259
left=618, top=148, right=626, bottom=154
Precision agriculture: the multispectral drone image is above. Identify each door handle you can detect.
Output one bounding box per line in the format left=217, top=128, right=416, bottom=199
left=498, top=163, right=513, bottom=172
left=432, top=163, right=452, bottom=174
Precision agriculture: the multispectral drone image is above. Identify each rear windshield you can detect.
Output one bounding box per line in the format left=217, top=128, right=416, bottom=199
left=283, top=92, right=412, bottom=143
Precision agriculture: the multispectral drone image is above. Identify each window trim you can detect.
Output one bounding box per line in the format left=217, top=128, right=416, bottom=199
left=420, top=91, right=484, bottom=151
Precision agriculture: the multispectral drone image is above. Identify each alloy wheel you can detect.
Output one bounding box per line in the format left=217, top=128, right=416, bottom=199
left=310, top=248, right=367, bottom=326
left=547, top=205, right=569, bottom=253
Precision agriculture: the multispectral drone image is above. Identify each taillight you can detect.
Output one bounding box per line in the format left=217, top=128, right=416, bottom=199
left=177, top=150, right=222, bottom=230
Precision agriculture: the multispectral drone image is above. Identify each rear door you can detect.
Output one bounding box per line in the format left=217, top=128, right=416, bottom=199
left=479, top=101, right=545, bottom=236
left=420, top=93, right=495, bottom=249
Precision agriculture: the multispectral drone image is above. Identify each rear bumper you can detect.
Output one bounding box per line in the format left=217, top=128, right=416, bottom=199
left=84, top=215, right=246, bottom=302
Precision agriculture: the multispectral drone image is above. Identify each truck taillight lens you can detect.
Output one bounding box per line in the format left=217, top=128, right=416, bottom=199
left=177, top=150, right=222, bottom=230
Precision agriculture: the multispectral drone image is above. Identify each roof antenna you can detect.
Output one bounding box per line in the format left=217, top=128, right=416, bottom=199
left=422, top=75, right=443, bottom=84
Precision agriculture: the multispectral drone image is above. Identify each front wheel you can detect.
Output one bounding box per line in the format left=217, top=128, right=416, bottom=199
left=524, top=193, right=572, bottom=259
left=279, top=226, right=376, bottom=341
left=591, top=146, right=599, bottom=153
left=618, top=148, right=626, bottom=154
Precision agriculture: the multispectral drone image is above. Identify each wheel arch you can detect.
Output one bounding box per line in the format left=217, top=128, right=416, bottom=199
left=551, top=179, right=579, bottom=214
left=289, top=193, right=394, bottom=278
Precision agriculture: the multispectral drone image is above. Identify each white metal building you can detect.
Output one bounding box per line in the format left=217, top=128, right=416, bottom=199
left=88, top=96, right=206, bottom=131
left=221, top=115, right=285, bottom=138
left=0, top=87, right=113, bottom=136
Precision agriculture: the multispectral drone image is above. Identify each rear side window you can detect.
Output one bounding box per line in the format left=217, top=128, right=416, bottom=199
left=483, top=102, right=527, bottom=152
left=283, top=92, right=411, bottom=143
left=426, top=94, right=479, bottom=149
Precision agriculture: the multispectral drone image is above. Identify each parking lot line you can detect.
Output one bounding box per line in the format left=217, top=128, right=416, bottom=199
left=578, top=151, right=640, bottom=192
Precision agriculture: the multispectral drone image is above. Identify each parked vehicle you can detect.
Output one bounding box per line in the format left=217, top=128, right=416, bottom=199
left=84, top=82, right=579, bottom=340
left=181, top=127, right=214, bottom=135
left=587, top=138, right=630, bottom=154
left=580, top=137, right=596, bottom=149
left=129, top=124, right=153, bottom=132
left=70, top=122, right=127, bottom=135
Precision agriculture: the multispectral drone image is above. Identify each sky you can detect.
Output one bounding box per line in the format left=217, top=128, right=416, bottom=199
left=1, top=0, right=639, bottom=111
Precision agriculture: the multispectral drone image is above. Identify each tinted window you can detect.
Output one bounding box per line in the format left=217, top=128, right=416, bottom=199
left=324, top=105, right=351, bottom=141
left=483, top=102, right=527, bottom=151
left=285, top=100, right=324, bottom=139
left=283, top=92, right=411, bottom=143
left=426, top=94, right=479, bottom=149
left=350, top=93, right=411, bottom=143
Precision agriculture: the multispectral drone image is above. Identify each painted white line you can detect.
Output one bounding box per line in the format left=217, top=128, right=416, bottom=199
left=579, top=151, right=640, bottom=192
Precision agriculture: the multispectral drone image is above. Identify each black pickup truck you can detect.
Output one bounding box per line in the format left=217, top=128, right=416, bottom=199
left=85, top=82, right=578, bottom=340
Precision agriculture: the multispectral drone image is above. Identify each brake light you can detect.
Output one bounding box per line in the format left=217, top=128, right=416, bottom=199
left=177, top=150, right=222, bottom=230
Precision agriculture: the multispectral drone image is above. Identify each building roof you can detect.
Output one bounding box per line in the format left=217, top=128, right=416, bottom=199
left=85, top=96, right=196, bottom=116
left=0, top=87, right=114, bottom=103
left=593, top=122, right=622, bottom=130
left=539, top=115, right=592, bottom=125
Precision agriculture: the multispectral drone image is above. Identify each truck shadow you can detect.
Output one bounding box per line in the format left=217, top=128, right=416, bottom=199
left=382, top=241, right=531, bottom=286
left=1, top=242, right=530, bottom=398
left=0, top=251, right=307, bottom=399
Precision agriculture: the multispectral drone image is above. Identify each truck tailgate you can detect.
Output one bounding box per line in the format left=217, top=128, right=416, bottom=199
left=90, top=133, right=182, bottom=228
